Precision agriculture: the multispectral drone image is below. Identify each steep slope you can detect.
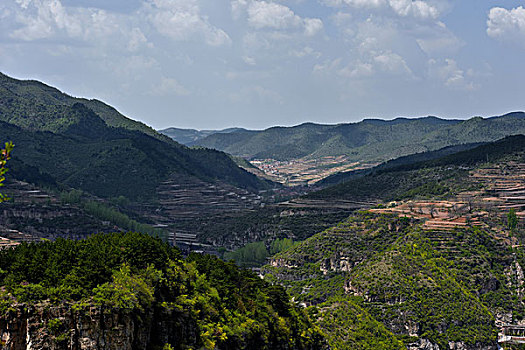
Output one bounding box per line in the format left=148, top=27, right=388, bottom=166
left=193, top=113, right=525, bottom=164
left=0, top=74, right=270, bottom=201
left=0, top=72, right=165, bottom=140
left=263, top=212, right=518, bottom=349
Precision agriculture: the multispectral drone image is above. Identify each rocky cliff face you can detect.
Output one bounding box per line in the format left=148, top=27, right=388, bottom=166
left=0, top=302, right=195, bottom=350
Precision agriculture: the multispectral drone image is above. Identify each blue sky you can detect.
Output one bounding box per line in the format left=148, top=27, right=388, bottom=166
left=1, top=0, right=525, bottom=130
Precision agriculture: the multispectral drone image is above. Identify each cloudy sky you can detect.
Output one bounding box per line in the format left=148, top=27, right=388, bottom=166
left=1, top=0, right=525, bottom=130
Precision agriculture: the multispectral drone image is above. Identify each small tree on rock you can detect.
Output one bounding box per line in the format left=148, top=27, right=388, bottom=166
left=0, top=141, right=14, bottom=203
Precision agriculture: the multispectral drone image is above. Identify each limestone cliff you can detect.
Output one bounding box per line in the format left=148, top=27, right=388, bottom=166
left=0, top=302, right=209, bottom=350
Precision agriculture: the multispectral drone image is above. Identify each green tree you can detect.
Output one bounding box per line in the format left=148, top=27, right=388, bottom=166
left=0, top=141, right=14, bottom=203
left=508, top=208, right=518, bottom=233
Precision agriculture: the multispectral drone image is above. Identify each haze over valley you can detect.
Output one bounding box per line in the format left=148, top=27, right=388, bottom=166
left=2, top=0, right=525, bottom=349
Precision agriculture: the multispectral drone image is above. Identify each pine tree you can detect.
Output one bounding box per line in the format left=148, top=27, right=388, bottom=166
left=508, top=208, right=518, bottom=233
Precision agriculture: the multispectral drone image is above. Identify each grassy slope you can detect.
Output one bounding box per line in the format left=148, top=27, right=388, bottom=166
left=265, top=136, right=525, bottom=348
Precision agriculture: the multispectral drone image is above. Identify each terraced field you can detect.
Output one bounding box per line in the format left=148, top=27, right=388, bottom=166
left=371, top=161, right=525, bottom=244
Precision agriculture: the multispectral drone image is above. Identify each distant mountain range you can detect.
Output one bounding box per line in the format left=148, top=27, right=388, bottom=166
left=159, top=127, right=247, bottom=145
left=0, top=73, right=269, bottom=201
left=168, top=113, right=525, bottom=164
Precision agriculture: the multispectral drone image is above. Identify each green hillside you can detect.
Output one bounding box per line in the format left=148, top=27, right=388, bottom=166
left=263, top=212, right=519, bottom=349
left=193, top=113, right=525, bottom=163
left=0, top=73, right=270, bottom=201
left=0, top=72, right=167, bottom=140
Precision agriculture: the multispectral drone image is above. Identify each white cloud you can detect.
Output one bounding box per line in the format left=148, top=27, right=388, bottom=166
left=428, top=58, right=477, bottom=91
left=323, top=0, right=385, bottom=9
left=325, top=2, right=460, bottom=79
left=373, top=51, right=412, bottom=75
left=487, top=6, right=525, bottom=47
left=127, top=27, right=151, bottom=52
left=389, top=0, right=439, bottom=20
left=339, top=61, right=374, bottom=78
left=313, top=58, right=342, bottom=76
left=289, top=46, right=322, bottom=58
left=314, top=46, right=412, bottom=80
left=331, top=11, right=352, bottom=26
left=231, top=0, right=248, bottom=20
left=9, top=0, right=231, bottom=48
left=9, top=0, right=153, bottom=53
left=148, top=0, right=231, bottom=46
left=322, top=0, right=441, bottom=20
left=304, top=18, right=323, bottom=36
left=235, top=0, right=323, bottom=36
left=415, top=21, right=463, bottom=56
left=11, top=0, right=73, bottom=40
left=242, top=55, right=257, bottom=65
left=150, top=76, right=190, bottom=96
left=248, top=1, right=301, bottom=29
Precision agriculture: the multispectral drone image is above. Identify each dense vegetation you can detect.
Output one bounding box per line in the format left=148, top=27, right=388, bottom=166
left=59, top=189, right=166, bottom=238
left=263, top=212, right=520, bottom=349
left=0, top=232, right=325, bottom=350
left=0, top=72, right=163, bottom=140
left=0, top=73, right=270, bottom=201
left=310, top=299, right=405, bottom=350
left=224, top=238, right=295, bottom=268
left=192, top=113, right=525, bottom=163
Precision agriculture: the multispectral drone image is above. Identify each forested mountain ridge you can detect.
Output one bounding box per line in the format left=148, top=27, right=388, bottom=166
left=0, top=72, right=167, bottom=141
left=191, top=112, right=525, bottom=163
left=0, top=73, right=271, bottom=201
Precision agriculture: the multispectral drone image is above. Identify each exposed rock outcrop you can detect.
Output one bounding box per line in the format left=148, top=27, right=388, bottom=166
left=0, top=302, right=198, bottom=350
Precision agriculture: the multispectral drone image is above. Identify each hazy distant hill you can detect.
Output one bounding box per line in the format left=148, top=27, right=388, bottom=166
left=193, top=113, right=525, bottom=163
left=0, top=73, right=269, bottom=201
left=159, top=127, right=247, bottom=145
